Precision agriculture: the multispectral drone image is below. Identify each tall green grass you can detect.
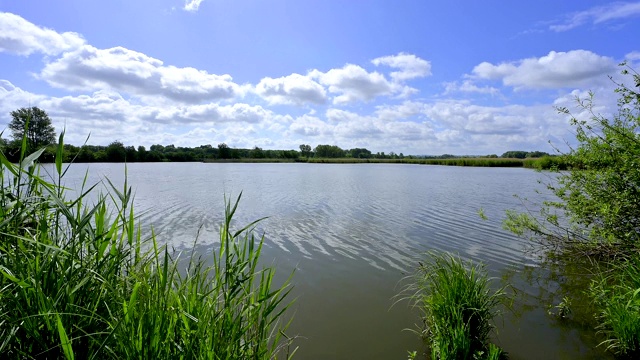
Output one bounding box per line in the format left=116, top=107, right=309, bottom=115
left=0, top=131, right=295, bottom=359
left=305, top=157, right=525, bottom=167
left=590, top=255, right=640, bottom=357
left=522, top=156, right=569, bottom=170
left=406, top=253, right=505, bottom=360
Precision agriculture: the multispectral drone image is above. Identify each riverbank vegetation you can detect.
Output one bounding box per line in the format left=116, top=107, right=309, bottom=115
left=0, top=133, right=295, bottom=358
left=504, top=64, right=640, bottom=357
left=405, top=253, right=505, bottom=360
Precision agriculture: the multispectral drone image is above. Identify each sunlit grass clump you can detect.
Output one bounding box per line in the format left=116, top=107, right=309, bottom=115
left=0, top=132, right=294, bottom=359
left=407, top=253, right=505, bottom=360
left=590, top=255, right=640, bottom=357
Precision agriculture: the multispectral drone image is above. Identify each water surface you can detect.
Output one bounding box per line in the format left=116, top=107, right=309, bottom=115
left=56, top=162, right=607, bottom=359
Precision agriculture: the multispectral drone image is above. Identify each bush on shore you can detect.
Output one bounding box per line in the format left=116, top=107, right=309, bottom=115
left=504, top=64, right=640, bottom=357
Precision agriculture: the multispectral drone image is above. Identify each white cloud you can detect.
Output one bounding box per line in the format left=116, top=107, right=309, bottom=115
left=372, top=53, right=432, bottom=81
left=0, top=80, right=46, bottom=113
left=443, top=80, right=499, bottom=95
left=374, top=101, right=426, bottom=122
left=289, top=114, right=333, bottom=137
left=423, top=100, right=563, bottom=141
left=255, top=73, right=327, bottom=105
left=0, top=78, right=603, bottom=154
left=472, top=50, right=616, bottom=89
left=184, top=0, right=205, bottom=12
left=144, top=103, right=272, bottom=124
left=310, top=64, right=394, bottom=104
left=39, top=45, right=241, bottom=103
left=550, top=2, right=640, bottom=32
left=0, top=12, right=85, bottom=56
left=625, top=51, right=640, bottom=61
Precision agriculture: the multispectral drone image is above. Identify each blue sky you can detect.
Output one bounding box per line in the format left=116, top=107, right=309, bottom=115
left=0, top=1, right=639, bottom=154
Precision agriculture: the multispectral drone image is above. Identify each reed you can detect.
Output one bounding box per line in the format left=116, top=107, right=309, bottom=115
left=0, top=131, right=295, bottom=359
left=522, top=156, right=569, bottom=170
left=406, top=252, right=505, bottom=359
left=406, top=158, right=523, bottom=167
left=305, top=157, right=524, bottom=167
left=590, top=255, right=640, bottom=357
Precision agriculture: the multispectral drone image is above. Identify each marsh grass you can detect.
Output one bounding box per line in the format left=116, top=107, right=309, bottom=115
left=305, top=157, right=525, bottom=167
left=0, top=129, right=295, bottom=359
left=590, top=255, right=640, bottom=357
left=404, top=252, right=505, bottom=359
left=522, top=156, right=569, bottom=170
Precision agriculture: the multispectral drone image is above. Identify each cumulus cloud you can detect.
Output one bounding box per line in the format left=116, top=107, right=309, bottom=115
left=0, top=80, right=46, bottom=114
left=0, top=12, right=85, bottom=56
left=142, top=103, right=272, bottom=124
left=472, top=50, right=616, bottom=89
left=550, top=2, right=640, bottom=32
left=371, top=53, right=432, bottom=81
left=289, top=114, right=333, bottom=137
left=0, top=78, right=590, bottom=154
left=255, top=73, right=327, bottom=105
left=443, top=80, right=499, bottom=95
left=39, top=45, right=241, bottom=103
left=310, top=64, right=395, bottom=104
left=423, top=100, right=560, bottom=139
left=184, top=0, right=205, bottom=12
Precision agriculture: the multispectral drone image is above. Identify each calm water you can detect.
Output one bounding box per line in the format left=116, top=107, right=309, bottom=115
left=54, top=162, right=606, bottom=359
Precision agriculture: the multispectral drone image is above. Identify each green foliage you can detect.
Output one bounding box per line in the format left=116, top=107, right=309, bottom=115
left=522, top=156, right=569, bottom=170
left=106, top=141, right=126, bottom=162
left=313, top=144, right=345, bottom=158
left=299, top=144, right=312, bottom=158
left=504, top=64, right=640, bottom=357
left=406, top=253, right=505, bottom=360
left=218, top=142, right=232, bottom=159
left=590, top=256, right=640, bottom=356
left=8, top=107, right=56, bottom=153
left=348, top=147, right=372, bottom=159
left=0, top=136, right=295, bottom=358
left=500, top=150, right=528, bottom=159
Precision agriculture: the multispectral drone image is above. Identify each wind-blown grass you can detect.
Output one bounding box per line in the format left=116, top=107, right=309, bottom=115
left=405, top=252, right=505, bottom=360
left=0, top=130, right=295, bottom=359
left=590, top=255, right=640, bottom=357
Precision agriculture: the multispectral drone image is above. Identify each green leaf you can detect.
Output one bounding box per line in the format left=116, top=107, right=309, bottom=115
left=56, top=129, right=65, bottom=176
left=56, top=314, right=75, bottom=360
left=19, top=147, right=46, bottom=169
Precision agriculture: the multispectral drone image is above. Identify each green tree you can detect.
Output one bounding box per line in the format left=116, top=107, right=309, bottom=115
left=137, top=146, right=147, bottom=161
left=106, top=141, right=126, bottom=162
left=349, top=147, right=372, bottom=159
left=500, top=150, right=528, bottom=159
left=218, top=143, right=231, bottom=159
left=250, top=146, right=264, bottom=159
left=299, top=144, right=312, bottom=158
left=8, top=107, right=56, bottom=152
left=314, top=144, right=344, bottom=158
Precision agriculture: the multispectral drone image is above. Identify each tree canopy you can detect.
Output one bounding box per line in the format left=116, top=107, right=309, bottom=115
left=8, top=107, right=56, bottom=152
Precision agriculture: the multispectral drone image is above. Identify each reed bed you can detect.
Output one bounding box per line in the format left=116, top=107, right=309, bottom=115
left=405, top=253, right=505, bottom=359
left=522, top=156, right=569, bottom=170
left=305, top=157, right=524, bottom=167
left=405, top=158, right=523, bottom=167
left=0, top=133, right=295, bottom=359
left=590, top=255, right=640, bottom=357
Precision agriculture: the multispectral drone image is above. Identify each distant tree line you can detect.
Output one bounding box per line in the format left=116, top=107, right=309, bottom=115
left=500, top=150, right=550, bottom=159
left=1, top=107, right=552, bottom=163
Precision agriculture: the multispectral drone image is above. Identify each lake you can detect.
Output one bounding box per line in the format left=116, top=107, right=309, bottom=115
left=55, top=162, right=607, bottom=359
